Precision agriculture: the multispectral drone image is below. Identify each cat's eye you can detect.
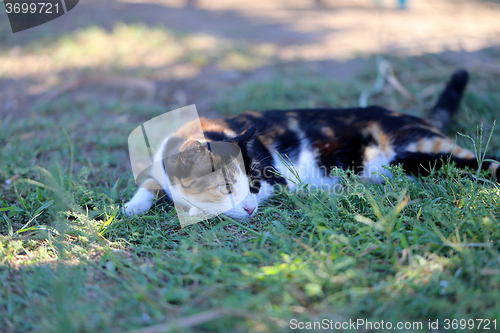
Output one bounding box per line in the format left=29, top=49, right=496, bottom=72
left=249, top=179, right=257, bottom=188
left=218, top=184, right=232, bottom=194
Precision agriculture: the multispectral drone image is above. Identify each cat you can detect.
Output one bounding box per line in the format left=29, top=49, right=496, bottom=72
left=123, top=70, right=500, bottom=220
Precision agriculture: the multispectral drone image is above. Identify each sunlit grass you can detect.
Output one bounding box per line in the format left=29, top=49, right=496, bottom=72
left=0, top=23, right=277, bottom=79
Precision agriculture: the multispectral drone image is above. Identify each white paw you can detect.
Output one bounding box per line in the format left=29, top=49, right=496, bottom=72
left=123, top=200, right=149, bottom=216
left=188, top=206, right=203, bottom=216
left=123, top=188, right=155, bottom=216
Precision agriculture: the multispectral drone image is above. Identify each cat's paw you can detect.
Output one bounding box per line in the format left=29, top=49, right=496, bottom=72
left=122, top=188, right=155, bottom=216
left=123, top=200, right=150, bottom=216
left=188, top=206, right=203, bottom=216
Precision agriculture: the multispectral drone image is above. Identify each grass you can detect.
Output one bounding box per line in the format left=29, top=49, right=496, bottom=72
left=1, top=52, right=500, bottom=332
left=0, top=23, right=276, bottom=80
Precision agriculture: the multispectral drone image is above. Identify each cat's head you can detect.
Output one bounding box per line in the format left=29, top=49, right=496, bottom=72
left=167, top=127, right=259, bottom=220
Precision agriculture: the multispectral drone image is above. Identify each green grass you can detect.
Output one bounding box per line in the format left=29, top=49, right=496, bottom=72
left=1, top=56, right=500, bottom=332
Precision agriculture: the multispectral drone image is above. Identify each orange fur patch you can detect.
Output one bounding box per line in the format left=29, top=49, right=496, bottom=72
left=406, top=137, right=475, bottom=159
left=258, top=123, right=287, bottom=150
left=243, top=111, right=262, bottom=117
left=367, top=123, right=394, bottom=157
left=141, top=178, right=165, bottom=197
left=320, top=127, right=335, bottom=138
left=175, top=118, right=236, bottom=139
left=432, top=139, right=442, bottom=153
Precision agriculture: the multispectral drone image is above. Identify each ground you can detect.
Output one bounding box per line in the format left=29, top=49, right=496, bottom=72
left=1, top=0, right=500, bottom=332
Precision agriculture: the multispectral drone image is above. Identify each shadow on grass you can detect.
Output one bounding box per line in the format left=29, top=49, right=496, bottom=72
left=0, top=0, right=340, bottom=48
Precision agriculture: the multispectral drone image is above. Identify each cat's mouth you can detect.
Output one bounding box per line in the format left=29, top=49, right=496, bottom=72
left=222, top=194, right=258, bottom=220
left=186, top=202, right=257, bottom=220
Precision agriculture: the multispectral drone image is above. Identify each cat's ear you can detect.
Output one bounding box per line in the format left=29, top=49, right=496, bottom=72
left=233, top=126, right=257, bottom=148
left=179, top=140, right=207, bottom=166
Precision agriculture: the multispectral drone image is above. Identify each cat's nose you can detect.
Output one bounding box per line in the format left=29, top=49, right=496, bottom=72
left=244, top=205, right=255, bottom=215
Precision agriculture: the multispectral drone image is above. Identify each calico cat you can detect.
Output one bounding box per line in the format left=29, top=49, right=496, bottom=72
left=124, top=70, right=500, bottom=220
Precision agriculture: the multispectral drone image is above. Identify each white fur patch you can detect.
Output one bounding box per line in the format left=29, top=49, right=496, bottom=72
left=270, top=141, right=338, bottom=192
left=360, top=146, right=395, bottom=184
left=123, top=187, right=155, bottom=216
left=224, top=193, right=258, bottom=219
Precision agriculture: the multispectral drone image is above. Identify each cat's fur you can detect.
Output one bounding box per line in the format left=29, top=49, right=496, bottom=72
left=124, top=70, right=500, bottom=219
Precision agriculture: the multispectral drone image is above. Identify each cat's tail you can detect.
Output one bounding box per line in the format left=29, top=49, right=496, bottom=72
left=428, top=69, right=469, bottom=133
